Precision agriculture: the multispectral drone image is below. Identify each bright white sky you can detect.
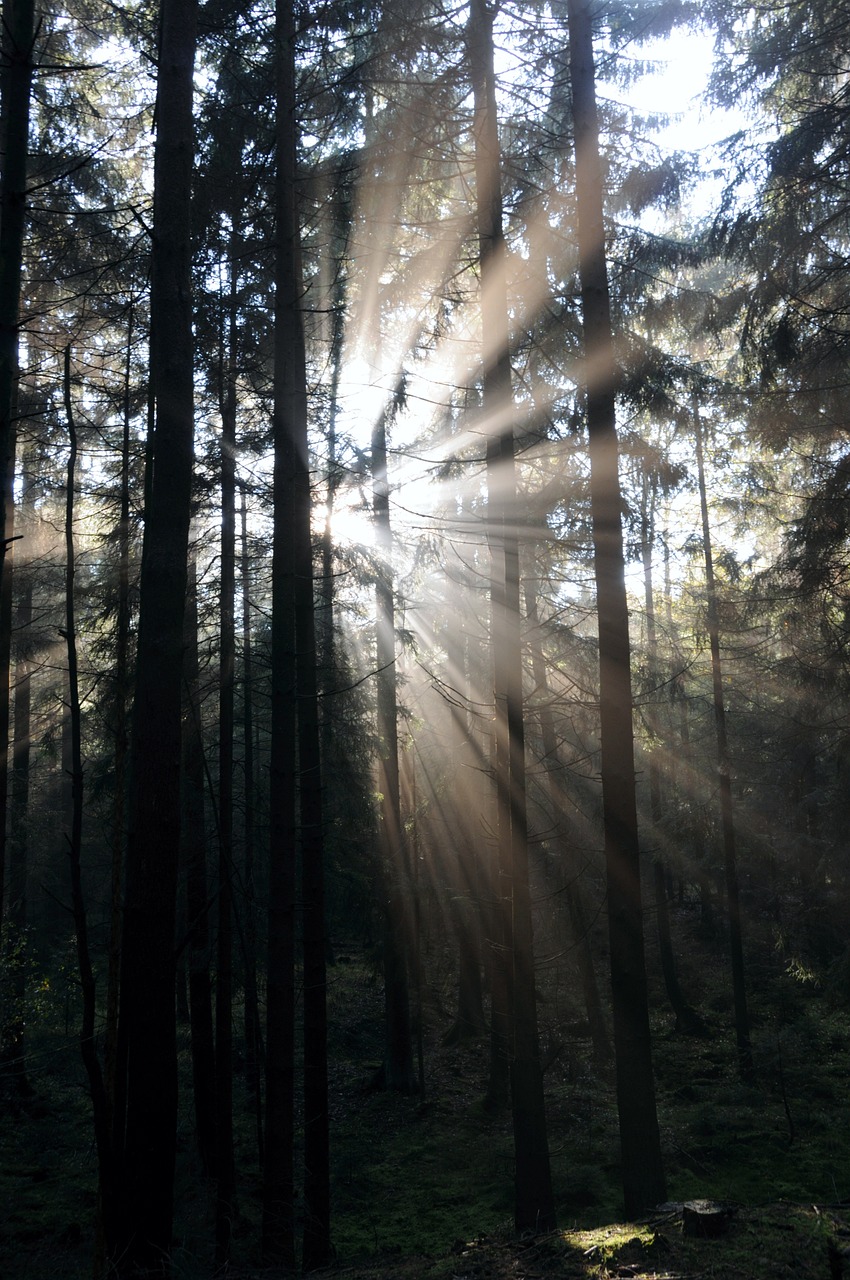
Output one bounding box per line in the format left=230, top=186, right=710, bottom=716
left=625, top=26, right=748, bottom=150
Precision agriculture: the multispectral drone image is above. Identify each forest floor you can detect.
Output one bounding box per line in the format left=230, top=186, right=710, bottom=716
left=3, top=910, right=850, bottom=1278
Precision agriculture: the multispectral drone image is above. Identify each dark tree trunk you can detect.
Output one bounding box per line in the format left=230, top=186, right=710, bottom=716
left=468, top=0, right=555, bottom=1233
left=104, top=306, right=134, bottom=1120
left=264, top=0, right=331, bottom=1262
left=113, top=0, right=199, bottom=1266
left=442, top=622, right=487, bottom=1050
left=4, top=451, right=32, bottom=1095
left=182, top=559, right=217, bottom=1178
left=239, top=484, right=263, bottom=1165
left=64, top=349, right=115, bottom=1267
left=566, top=0, right=666, bottom=1216
left=524, top=578, right=612, bottom=1066
left=215, top=249, right=238, bottom=1270
left=372, top=398, right=416, bottom=1095
left=693, top=394, right=754, bottom=1083
left=0, top=0, right=34, bottom=928
left=640, top=482, right=702, bottom=1035
left=281, top=53, right=331, bottom=1252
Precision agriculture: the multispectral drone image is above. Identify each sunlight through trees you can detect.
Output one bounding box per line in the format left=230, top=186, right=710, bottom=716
left=2, top=0, right=850, bottom=1274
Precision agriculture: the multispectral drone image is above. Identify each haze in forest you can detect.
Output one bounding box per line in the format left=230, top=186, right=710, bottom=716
left=1, top=0, right=849, bottom=1277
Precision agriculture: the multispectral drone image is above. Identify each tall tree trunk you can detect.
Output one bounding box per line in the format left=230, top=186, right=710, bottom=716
left=4, top=449, right=32, bottom=1095
left=182, top=557, right=217, bottom=1177
left=640, top=481, right=702, bottom=1035
left=693, top=393, right=754, bottom=1083
left=524, top=578, right=612, bottom=1066
left=215, top=246, right=238, bottom=1269
left=64, top=349, right=115, bottom=1269
left=372, top=396, right=415, bottom=1095
left=265, top=0, right=331, bottom=1263
left=113, top=0, right=199, bottom=1266
left=104, top=305, right=134, bottom=1120
left=442, top=617, right=486, bottom=1050
left=566, top=0, right=666, bottom=1216
left=263, top=0, right=298, bottom=1261
left=468, top=0, right=555, bottom=1233
left=0, top=0, right=34, bottom=928
left=239, top=484, right=263, bottom=1165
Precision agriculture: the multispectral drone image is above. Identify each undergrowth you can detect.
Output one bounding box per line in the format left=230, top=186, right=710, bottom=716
left=2, top=909, right=850, bottom=1278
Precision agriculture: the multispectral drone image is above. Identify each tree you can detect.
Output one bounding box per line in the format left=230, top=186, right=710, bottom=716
left=372, top=390, right=416, bottom=1095
left=692, top=390, right=754, bottom=1082
left=112, top=0, right=199, bottom=1266
left=182, top=555, right=217, bottom=1179
left=0, top=0, right=36, bottom=928
left=264, top=0, right=330, bottom=1264
left=566, top=0, right=666, bottom=1216
left=468, top=0, right=555, bottom=1234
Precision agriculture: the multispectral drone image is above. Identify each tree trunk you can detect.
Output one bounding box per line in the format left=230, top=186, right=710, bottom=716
left=264, top=0, right=331, bottom=1262
left=372, top=397, right=416, bottom=1095
left=640, top=480, right=702, bottom=1034
left=524, top=577, right=612, bottom=1066
left=113, top=0, right=199, bottom=1266
left=64, top=348, right=115, bottom=1268
left=0, top=0, right=34, bottom=930
left=469, top=0, right=555, bottom=1233
left=104, top=305, right=134, bottom=1121
left=566, top=0, right=666, bottom=1216
left=4, top=448, right=32, bottom=1095
left=181, top=558, right=217, bottom=1178
left=215, top=243, right=237, bottom=1269
left=239, top=484, right=263, bottom=1166
left=693, top=393, right=754, bottom=1083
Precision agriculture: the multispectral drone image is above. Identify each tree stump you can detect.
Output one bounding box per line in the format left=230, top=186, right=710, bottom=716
left=682, top=1200, right=732, bottom=1238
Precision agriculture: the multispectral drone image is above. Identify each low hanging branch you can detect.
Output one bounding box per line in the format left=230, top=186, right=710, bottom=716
left=63, top=346, right=115, bottom=1264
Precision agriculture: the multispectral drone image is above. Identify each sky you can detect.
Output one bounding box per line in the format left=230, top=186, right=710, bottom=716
left=625, top=26, right=747, bottom=151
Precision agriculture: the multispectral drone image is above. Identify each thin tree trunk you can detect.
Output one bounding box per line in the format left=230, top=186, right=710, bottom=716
left=566, top=0, right=666, bottom=1215
left=442, top=621, right=486, bottom=1050
left=372, top=397, right=415, bottom=1095
left=104, top=304, right=134, bottom=1119
left=264, top=0, right=325, bottom=1260
left=182, top=557, right=217, bottom=1177
left=693, top=393, right=754, bottom=1083
left=239, top=484, right=263, bottom=1166
left=640, top=481, right=702, bottom=1035
left=524, top=577, right=612, bottom=1066
left=275, top=16, right=332, bottom=1244
left=4, top=449, right=32, bottom=1095
left=215, top=246, right=238, bottom=1270
left=113, top=0, right=199, bottom=1265
left=469, top=0, right=555, bottom=1233
left=64, top=348, right=115, bottom=1268
left=0, top=0, right=34, bottom=930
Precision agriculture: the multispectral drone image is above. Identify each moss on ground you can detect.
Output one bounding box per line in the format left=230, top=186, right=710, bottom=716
left=3, top=938, right=850, bottom=1277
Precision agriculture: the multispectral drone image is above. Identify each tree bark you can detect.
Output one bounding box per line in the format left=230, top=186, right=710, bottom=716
left=264, top=0, right=331, bottom=1264
left=566, top=0, right=666, bottom=1216
left=113, top=0, right=199, bottom=1266
left=215, top=241, right=238, bottom=1270
left=468, top=0, right=555, bottom=1233
left=372, top=396, right=416, bottom=1095
left=524, top=577, right=612, bottom=1066
left=4, top=449, right=32, bottom=1095
left=640, top=478, right=702, bottom=1034
left=0, top=0, right=35, bottom=928
left=182, top=558, right=217, bottom=1179
left=239, top=483, right=263, bottom=1165
left=64, top=348, right=115, bottom=1268
left=693, top=393, right=754, bottom=1083
left=104, top=304, right=134, bottom=1121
